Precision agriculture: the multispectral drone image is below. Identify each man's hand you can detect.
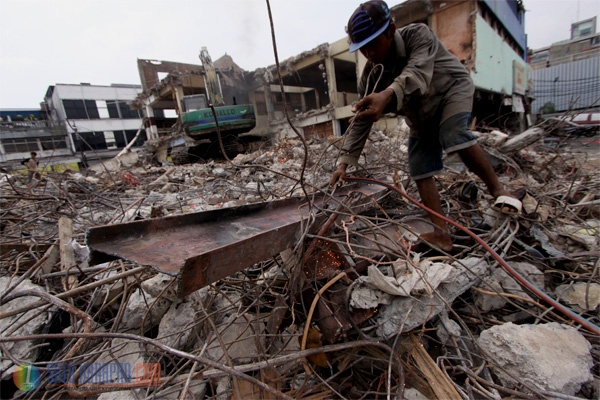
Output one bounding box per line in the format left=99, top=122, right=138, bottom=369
left=330, top=163, right=348, bottom=188
left=352, top=88, right=394, bottom=122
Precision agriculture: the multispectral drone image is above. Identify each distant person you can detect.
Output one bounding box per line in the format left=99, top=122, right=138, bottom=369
left=25, top=152, right=40, bottom=183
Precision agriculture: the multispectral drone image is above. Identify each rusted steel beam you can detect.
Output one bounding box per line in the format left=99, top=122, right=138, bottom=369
left=87, top=181, right=388, bottom=296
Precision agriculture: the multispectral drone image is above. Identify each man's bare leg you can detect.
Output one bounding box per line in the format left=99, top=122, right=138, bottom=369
left=457, top=144, right=512, bottom=199
left=415, top=177, right=453, bottom=252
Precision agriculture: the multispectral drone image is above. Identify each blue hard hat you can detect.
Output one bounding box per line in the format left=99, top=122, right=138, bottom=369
left=347, top=1, right=392, bottom=53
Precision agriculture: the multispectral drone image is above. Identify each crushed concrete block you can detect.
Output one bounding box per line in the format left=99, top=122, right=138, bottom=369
left=350, top=285, right=392, bottom=309
left=148, top=377, right=206, bottom=399
left=212, top=167, right=228, bottom=177
left=141, top=273, right=179, bottom=302
left=0, top=277, right=49, bottom=374
left=176, top=378, right=206, bottom=399
left=84, top=175, right=100, bottom=184
left=436, top=312, right=463, bottom=345
left=216, top=376, right=232, bottom=400
left=205, top=313, right=265, bottom=364
left=233, top=153, right=259, bottom=164
left=555, top=282, right=600, bottom=311
left=202, top=291, right=242, bottom=325
left=404, top=387, right=432, bottom=400
left=71, top=239, right=90, bottom=268
left=119, top=151, right=138, bottom=168
left=86, top=338, right=146, bottom=386
left=474, top=262, right=545, bottom=312
left=121, top=288, right=171, bottom=330
left=97, top=391, right=138, bottom=400
left=91, top=269, right=135, bottom=307
left=375, top=257, right=488, bottom=338
left=474, top=277, right=506, bottom=312
left=157, top=301, right=198, bottom=350
left=477, top=322, right=593, bottom=395
left=147, top=174, right=169, bottom=190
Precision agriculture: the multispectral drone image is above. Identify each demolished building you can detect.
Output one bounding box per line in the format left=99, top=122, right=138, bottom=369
left=133, top=0, right=531, bottom=165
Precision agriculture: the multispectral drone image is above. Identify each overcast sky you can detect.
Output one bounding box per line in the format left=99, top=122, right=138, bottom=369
left=1, top=0, right=598, bottom=109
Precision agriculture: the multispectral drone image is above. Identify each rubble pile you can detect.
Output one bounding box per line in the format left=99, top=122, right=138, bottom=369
left=1, top=120, right=598, bottom=399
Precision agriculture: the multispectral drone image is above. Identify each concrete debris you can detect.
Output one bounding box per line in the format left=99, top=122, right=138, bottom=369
left=94, top=338, right=147, bottom=383
left=375, top=257, right=488, bottom=337
left=0, top=277, right=49, bottom=375
left=97, top=391, right=138, bottom=400
left=0, top=122, right=598, bottom=399
left=121, top=288, right=171, bottom=330
left=474, top=261, right=545, bottom=311
left=404, top=387, right=433, bottom=400
left=555, top=282, right=600, bottom=311
left=157, top=301, right=198, bottom=350
left=435, top=311, right=463, bottom=345
left=477, top=322, right=594, bottom=395
left=204, top=313, right=265, bottom=364
left=141, top=272, right=179, bottom=302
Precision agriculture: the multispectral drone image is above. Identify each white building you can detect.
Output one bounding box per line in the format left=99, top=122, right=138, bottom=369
left=44, top=83, right=145, bottom=162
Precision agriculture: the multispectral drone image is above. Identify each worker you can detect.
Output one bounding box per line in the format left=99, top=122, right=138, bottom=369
left=330, top=0, right=522, bottom=252
left=25, top=151, right=40, bottom=183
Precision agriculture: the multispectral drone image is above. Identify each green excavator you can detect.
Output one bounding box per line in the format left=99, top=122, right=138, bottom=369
left=170, top=47, right=256, bottom=164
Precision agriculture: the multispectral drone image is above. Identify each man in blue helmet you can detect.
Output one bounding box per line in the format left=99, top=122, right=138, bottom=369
left=330, top=0, right=521, bottom=252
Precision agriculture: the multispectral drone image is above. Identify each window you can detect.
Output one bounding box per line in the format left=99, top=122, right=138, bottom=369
left=40, top=137, right=68, bottom=150
left=85, top=100, right=99, bottom=119
left=2, top=138, right=38, bottom=153
left=71, top=132, right=107, bottom=151
left=63, top=100, right=87, bottom=119
left=119, top=101, right=141, bottom=119
left=104, top=101, right=141, bottom=119
left=114, top=130, right=127, bottom=147
left=107, top=100, right=120, bottom=118
left=63, top=100, right=99, bottom=119
left=125, top=129, right=146, bottom=146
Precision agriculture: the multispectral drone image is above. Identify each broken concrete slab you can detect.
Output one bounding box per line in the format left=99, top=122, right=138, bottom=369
left=349, top=257, right=489, bottom=338
left=477, top=322, right=593, bottom=395
left=554, top=282, right=600, bottom=311
left=157, top=301, right=198, bottom=350
left=0, top=277, right=49, bottom=375
left=204, top=313, right=265, bottom=364
left=140, top=273, right=179, bottom=302
left=499, top=127, right=545, bottom=153
left=474, top=261, right=545, bottom=312
left=97, top=390, right=138, bottom=400
left=121, top=288, right=171, bottom=330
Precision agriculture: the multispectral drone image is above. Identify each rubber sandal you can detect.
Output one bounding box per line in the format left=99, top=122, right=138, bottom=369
left=493, top=195, right=522, bottom=215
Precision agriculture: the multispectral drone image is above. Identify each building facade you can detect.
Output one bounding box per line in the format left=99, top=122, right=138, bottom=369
left=44, top=83, right=146, bottom=165
left=0, top=116, right=77, bottom=171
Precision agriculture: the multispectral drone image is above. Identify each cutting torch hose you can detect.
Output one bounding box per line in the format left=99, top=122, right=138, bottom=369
left=345, top=176, right=600, bottom=336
